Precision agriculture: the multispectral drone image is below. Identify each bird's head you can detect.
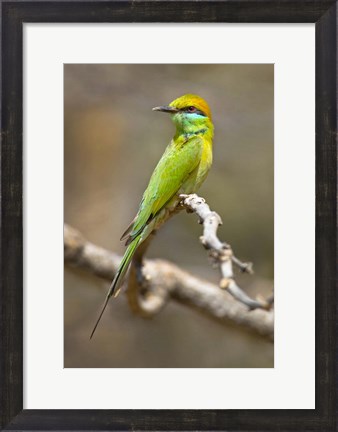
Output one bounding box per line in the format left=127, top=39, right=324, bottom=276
left=153, top=94, right=213, bottom=136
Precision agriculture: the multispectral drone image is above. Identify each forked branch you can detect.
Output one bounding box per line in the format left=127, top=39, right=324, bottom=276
left=64, top=197, right=274, bottom=341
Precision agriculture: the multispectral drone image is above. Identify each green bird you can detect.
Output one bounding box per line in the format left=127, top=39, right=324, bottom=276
left=90, top=94, right=214, bottom=338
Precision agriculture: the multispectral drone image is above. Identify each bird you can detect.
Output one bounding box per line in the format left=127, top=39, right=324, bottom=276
left=90, top=94, right=214, bottom=338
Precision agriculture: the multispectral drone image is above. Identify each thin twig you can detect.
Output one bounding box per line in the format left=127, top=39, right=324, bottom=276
left=180, top=194, right=273, bottom=311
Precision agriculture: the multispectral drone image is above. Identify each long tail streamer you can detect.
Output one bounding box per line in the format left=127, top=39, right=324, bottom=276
left=90, top=236, right=141, bottom=339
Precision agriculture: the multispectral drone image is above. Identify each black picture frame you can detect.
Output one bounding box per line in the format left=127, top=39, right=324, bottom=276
left=1, top=1, right=336, bottom=430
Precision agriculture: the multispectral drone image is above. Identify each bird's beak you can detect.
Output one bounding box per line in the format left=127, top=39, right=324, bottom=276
left=152, top=106, right=179, bottom=114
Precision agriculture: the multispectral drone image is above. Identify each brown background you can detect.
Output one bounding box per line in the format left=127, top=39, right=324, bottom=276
left=64, top=64, right=274, bottom=368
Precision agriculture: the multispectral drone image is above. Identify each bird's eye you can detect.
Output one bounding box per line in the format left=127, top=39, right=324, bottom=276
left=187, top=106, right=196, bottom=112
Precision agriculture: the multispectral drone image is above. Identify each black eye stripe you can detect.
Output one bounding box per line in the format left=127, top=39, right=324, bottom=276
left=181, top=107, right=206, bottom=117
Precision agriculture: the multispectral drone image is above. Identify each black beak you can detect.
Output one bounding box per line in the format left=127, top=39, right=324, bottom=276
left=152, top=106, right=179, bottom=114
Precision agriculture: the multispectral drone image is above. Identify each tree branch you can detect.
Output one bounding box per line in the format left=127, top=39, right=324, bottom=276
left=64, top=224, right=274, bottom=341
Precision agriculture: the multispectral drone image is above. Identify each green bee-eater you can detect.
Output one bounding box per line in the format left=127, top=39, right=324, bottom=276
left=90, top=94, right=214, bottom=338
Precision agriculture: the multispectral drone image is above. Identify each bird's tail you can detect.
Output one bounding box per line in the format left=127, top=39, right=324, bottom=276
left=90, top=236, right=141, bottom=339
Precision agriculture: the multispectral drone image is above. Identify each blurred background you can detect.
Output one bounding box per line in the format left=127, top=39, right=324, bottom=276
left=64, top=64, right=274, bottom=368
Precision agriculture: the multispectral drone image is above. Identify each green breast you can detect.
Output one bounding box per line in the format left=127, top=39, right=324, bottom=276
left=180, top=137, right=213, bottom=194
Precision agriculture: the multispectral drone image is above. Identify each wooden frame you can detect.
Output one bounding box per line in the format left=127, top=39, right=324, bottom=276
left=1, top=1, right=336, bottom=430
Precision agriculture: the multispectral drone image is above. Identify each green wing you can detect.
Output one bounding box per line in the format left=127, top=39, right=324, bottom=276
left=124, top=136, right=203, bottom=244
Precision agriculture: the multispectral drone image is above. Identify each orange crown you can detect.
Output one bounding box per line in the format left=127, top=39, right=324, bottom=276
left=169, top=94, right=212, bottom=119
